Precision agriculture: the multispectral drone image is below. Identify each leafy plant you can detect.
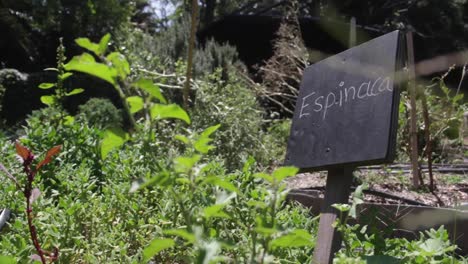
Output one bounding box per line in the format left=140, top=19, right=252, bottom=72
left=38, top=38, right=84, bottom=109
left=65, top=34, right=190, bottom=159
left=0, top=142, right=61, bottom=263
left=77, top=98, right=123, bottom=129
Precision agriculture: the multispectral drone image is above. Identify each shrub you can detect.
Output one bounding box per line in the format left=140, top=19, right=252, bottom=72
left=77, top=98, right=123, bottom=129
left=191, top=68, right=266, bottom=170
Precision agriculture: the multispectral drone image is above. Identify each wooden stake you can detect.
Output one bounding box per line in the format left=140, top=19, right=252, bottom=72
left=183, top=0, right=199, bottom=109
left=312, top=167, right=353, bottom=264
left=406, top=32, right=421, bottom=188
left=349, top=17, right=356, bottom=48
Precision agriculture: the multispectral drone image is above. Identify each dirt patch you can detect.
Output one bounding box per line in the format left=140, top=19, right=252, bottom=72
left=285, top=167, right=468, bottom=207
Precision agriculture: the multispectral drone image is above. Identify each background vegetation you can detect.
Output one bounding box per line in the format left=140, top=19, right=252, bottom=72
left=0, top=0, right=467, bottom=263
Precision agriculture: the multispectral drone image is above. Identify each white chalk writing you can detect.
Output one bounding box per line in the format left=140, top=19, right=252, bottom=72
left=299, top=76, right=392, bottom=120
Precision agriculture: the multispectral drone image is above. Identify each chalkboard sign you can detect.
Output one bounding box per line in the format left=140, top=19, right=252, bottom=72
left=285, top=31, right=404, bottom=170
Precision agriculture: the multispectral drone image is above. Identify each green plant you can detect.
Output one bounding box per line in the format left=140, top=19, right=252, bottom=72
left=0, top=142, right=61, bottom=263
left=77, top=98, right=123, bottom=129
left=64, top=34, right=190, bottom=159
left=130, top=124, right=315, bottom=263
left=332, top=184, right=464, bottom=263
left=191, top=68, right=266, bottom=170
left=38, top=38, right=84, bottom=109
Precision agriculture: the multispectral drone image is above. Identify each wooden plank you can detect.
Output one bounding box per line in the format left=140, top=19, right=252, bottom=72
left=406, top=31, right=421, bottom=188
left=285, top=31, right=402, bottom=170
left=312, top=167, right=353, bottom=264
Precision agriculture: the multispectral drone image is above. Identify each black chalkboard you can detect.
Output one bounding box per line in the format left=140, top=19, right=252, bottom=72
left=285, top=30, right=404, bottom=170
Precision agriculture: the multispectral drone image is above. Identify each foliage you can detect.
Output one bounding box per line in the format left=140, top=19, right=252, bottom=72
left=38, top=38, right=84, bottom=109
left=77, top=98, right=123, bottom=130
left=332, top=184, right=465, bottom=263
left=0, top=142, right=61, bottom=263
left=397, top=79, right=467, bottom=164
left=191, top=68, right=266, bottom=170
left=0, top=0, right=151, bottom=70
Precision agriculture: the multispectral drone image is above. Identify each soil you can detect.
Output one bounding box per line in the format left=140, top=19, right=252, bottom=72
left=285, top=165, right=468, bottom=207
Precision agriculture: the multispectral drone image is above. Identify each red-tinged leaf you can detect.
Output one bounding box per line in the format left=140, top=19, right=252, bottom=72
left=36, top=145, right=61, bottom=171
left=15, top=141, right=31, bottom=161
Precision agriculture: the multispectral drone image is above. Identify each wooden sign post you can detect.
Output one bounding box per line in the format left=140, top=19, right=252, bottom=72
left=285, top=30, right=405, bottom=263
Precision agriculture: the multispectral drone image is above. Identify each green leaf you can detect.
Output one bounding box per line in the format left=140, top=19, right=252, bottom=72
left=174, top=155, right=201, bottom=173
left=98, top=33, right=111, bottom=55
left=60, top=72, right=73, bottom=80
left=174, top=134, right=189, bottom=144
left=194, top=124, right=221, bottom=154
left=65, top=54, right=117, bottom=85
left=203, top=204, right=230, bottom=219
left=272, top=166, right=298, bottom=182
left=133, top=78, right=167, bottom=103
left=270, top=229, right=314, bottom=249
left=0, top=255, right=16, bottom=264
left=101, top=127, right=129, bottom=159
left=106, top=52, right=130, bottom=79
left=38, top=83, right=55, bottom=89
left=75, top=37, right=101, bottom=56
left=163, top=229, right=195, bottom=243
left=143, top=238, right=175, bottom=262
left=363, top=255, right=400, bottom=264
left=65, top=88, right=84, bottom=96
left=200, top=124, right=221, bottom=138
left=204, top=177, right=239, bottom=193
left=150, top=104, right=190, bottom=124
left=40, top=95, right=56, bottom=106
left=332, top=203, right=350, bottom=212
left=254, top=172, right=274, bottom=183
left=126, top=96, right=144, bottom=114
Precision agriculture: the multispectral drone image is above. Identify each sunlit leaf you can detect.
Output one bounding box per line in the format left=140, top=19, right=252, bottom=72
left=15, top=141, right=31, bottom=161
left=272, top=166, right=298, bottom=182
left=150, top=104, right=190, bottom=124
left=60, top=72, right=73, bottom=80
left=126, top=96, right=144, bottom=114
left=143, top=238, right=174, bottom=262
left=64, top=115, right=74, bottom=125
left=332, top=203, right=350, bottom=212
left=101, top=127, right=129, bottom=159
left=203, top=204, right=230, bottom=219
left=65, top=88, right=84, bottom=96
left=38, top=83, right=55, bottom=89
left=163, top=229, right=195, bottom=243
left=0, top=255, right=16, bottom=264
left=133, top=78, right=166, bottom=103
left=174, top=134, right=189, bottom=144
left=36, top=145, right=61, bottom=171
left=75, top=37, right=101, bottom=56
left=98, top=33, right=111, bottom=55
left=254, top=172, right=274, bottom=183
left=65, top=54, right=117, bottom=86
left=270, top=229, right=314, bottom=249
left=40, top=95, right=56, bottom=106
left=204, top=177, right=239, bottom=193
left=194, top=124, right=221, bottom=154
left=174, top=155, right=201, bottom=173
left=106, top=52, right=130, bottom=79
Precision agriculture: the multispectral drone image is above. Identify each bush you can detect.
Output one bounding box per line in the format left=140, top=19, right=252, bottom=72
left=191, top=68, right=266, bottom=170
left=77, top=98, right=123, bottom=129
